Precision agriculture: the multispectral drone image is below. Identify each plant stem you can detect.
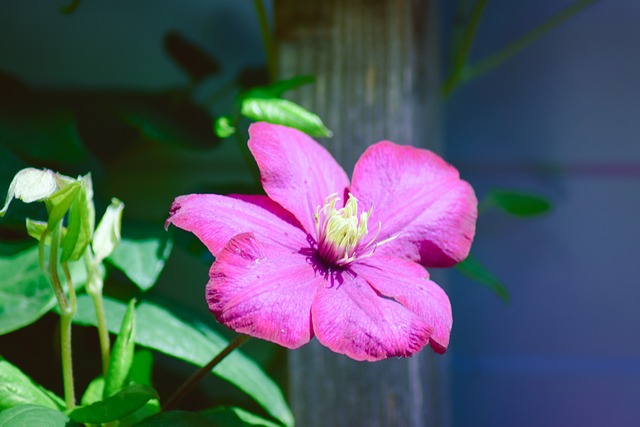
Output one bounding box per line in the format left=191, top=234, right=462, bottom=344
left=162, top=334, right=250, bottom=411
left=465, top=0, right=599, bottom=82
left=254, top=0, right=277, bottom=81
left=85, top=252, right=111, bottom=377
left=49, top=224, right=76, bottom=409
left=91, top=290, right=111, bottom=376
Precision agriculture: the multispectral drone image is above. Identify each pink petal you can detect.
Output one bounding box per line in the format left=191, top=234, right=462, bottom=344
left=248, top=122, right=350, bottom=237
left=166, top=193, right=307, bottom=257
left=311, top=270, right=431, bottom=361
left=351, top=141, right=477, bottom=267
left=352, top=256, right=453, bottom=354
left=208, top=233, right=322, bottom=349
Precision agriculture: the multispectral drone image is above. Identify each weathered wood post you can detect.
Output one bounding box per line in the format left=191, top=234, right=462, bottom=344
left=275, top=1, right=448, bottom=426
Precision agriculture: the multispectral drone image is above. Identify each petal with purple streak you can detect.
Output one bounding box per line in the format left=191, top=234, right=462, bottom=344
left=351, top=141, right=477, bottom=267
left=166, top=193, right=307, bottom=257
left=208, top=233, right=322, bottom=349
left=311, top=269, right=432, bottom=361
left=352, top=256, right=453, bottom=353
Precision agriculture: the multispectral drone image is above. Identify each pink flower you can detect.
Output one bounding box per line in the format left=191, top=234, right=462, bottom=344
left=166, top=123, right=477, bottom=361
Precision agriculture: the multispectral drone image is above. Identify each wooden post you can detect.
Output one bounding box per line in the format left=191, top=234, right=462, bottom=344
left=275, top=1, right=448, bottom=426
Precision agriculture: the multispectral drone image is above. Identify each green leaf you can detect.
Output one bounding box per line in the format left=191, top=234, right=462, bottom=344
left=72, top=295, right=294, bottom=427
left=68, top=384, right=158, bottom=424
left=60, top=185, right=92, bottom=262
left=133, top=411, right=213, bottom=427
left=489, top=190, right=551, bottom=217
left=241, top=75, right=315, bottom=100
left=203, top=406, right=282, bottom=427
left=129, top=350, right=154, bottom=387
left=106, top=230, right=173, bottom=291
left=0, top=358, right=64, bottom=410
left=241, top=97, right=332, bottom=137
left=0, top=404, right=80, bottom=427
left=0, top=106, right=87, bottom=165
left=81, top=376, right=104, bottom=406
left=117, top=350, right=160, bottom=427
left=103, top=299, right=136, bottom=398
left=455, top=254, right=510, bottom=302
left=46, top=181, right=80, bottom=229
left=0, top=244, right=87, bottom=335
left=25, top=218, right=49, bottom=243
left=214, top=116, right=237, bottom=138
left=0, top=245, right=53, bottom=335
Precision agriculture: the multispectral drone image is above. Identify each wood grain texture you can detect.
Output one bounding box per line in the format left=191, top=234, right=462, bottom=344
left=275, top=1, right=448, bottom=426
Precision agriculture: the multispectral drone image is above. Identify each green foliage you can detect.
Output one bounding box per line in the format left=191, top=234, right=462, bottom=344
left=0, top=245, right=53, bottom=335
left=214, top=116, right=237, bottom=138
left=80, top=376, right=104, bottom=406
left=68, top=384, right=158, bottom=424
left=489, top=190, right=552, bottom=217
left=136, top=406, right=282, bottom=427
left=456, top=254, right=510, bottom=302
left=0, top=358, right=65, bottom=411
left=0, top=244, right=87, bottom=335
left=72, top=295, right=294, bottom=427
left=0, top=404, right=80, bottom=427
left=103, top=299, right=136, bottom=398
left=106, top=230, right=173, bottom=291
left=60, top=182, right=92, bottom=262
left=241, top=98, right=332, bottom=138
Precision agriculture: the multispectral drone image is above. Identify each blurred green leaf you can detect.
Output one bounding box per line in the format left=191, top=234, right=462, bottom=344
left=241, top=75, right=315, bottom=100
left=69, top=384, right=158, bottom=424
left=72, top=295, right=294, bottom=427
left=203, top=406, right=282, bottom=427
left=0, top=357, right=65, bottom=410
left=0, top=245, right=53, bottom=335
left=0, top=244, right=87, bottom=335
left=118, top=350, right=160, bottom=426
left=104, top=299, right=136, bottom=398
left=241, top=98, right=332, bottom=137
left=490, top=190, right=551, bottom=217
left=163, top=31, right=221, bottom=83
left=0, top=404, right=79, bottom=427
left=0, top=106, right=87, bottom=165
left=133, top=411, right=213, bottom=427
left=455, top=254, right=510, bottom=302
left=129, top=350, right=154, bottom=386
left=133, top=407, right=282, bottom=427
left=81, top=376, right=104, bottom=406
left=214, top=116, right=237, bottom=138
left=106, top=229, right=173, bottom=291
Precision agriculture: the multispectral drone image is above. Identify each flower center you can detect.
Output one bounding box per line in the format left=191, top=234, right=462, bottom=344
left=314, top=193, right=379, bottom=267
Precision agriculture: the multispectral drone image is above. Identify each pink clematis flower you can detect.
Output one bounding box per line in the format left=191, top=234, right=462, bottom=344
left=166, top=122, right=477, bottom=361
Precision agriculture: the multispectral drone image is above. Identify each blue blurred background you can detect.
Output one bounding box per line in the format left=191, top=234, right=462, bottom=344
left=1, top=1, right=638, bottom=425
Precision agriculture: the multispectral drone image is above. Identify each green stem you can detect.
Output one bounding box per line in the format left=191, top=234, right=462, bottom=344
left=84, top=252, right=111, bottom=377
left=442, top=0, right=489, bottom=97
left=254, top=0, right=277, bottom=81
left=49, top=224, right=76, bottom=409
left=162, top=335, right=250, bottom=411
left=90, top=290, right=111, bottom=377
left=466, top=0, right=598, bottom=81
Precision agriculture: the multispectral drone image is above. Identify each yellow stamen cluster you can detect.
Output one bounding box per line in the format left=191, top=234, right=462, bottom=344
left=315, top=193, right=376, bottom=267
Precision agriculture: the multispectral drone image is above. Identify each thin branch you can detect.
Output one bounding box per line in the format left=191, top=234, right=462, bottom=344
left=163, top=335, right=250, bottom=411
